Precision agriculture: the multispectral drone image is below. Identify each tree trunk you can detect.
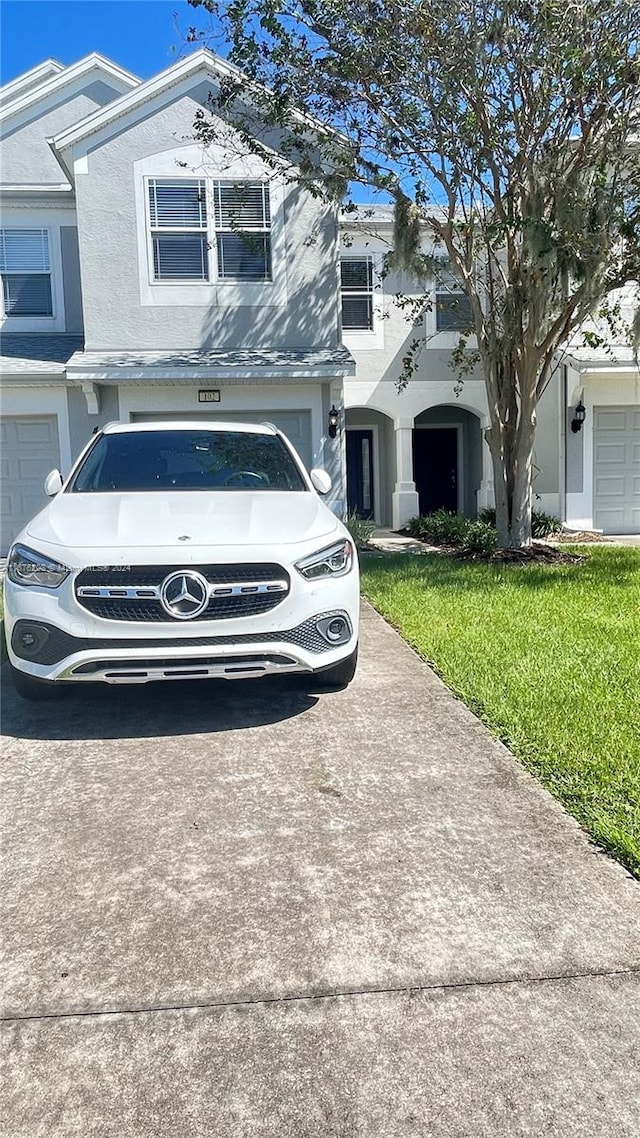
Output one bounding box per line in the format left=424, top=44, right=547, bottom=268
left=485, top=391, right=535, bottom=549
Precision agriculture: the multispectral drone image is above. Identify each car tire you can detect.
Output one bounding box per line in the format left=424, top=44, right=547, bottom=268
left=10, top=664, right=65, bottom=701
left=312, top=645, right=358, bottom=689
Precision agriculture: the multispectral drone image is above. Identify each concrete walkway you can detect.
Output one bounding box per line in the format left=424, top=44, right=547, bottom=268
left=1, top=602, right=639, bottom=1136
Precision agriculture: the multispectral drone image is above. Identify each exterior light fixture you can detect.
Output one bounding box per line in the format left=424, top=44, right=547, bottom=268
left=328, top=405, right=340, bottom=439
left=571, top=400, right=586, bottom=434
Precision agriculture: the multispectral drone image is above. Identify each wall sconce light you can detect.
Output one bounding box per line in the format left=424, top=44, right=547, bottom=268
left=571, top=400, right=586, bottom=434
left=328, top=405, right=340, bottom=439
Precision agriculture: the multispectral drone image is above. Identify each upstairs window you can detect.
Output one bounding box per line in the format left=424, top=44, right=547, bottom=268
left=148, top=179, right=209, bottom=281
left=341, top=257, right=374, bottom=330
left=0, top=229, right=52, bottom=317
left=147, top=178, right=272, bottom=284
left=214, top=181, right=272, bottom=281
left=435, top=263, right=474, bottom=332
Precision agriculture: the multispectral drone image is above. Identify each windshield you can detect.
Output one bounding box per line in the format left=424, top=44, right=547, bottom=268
left=70, top=430, right=308, bottom=493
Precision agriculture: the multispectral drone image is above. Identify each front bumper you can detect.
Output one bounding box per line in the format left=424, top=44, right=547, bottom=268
left=7, top=610, right=356, bottom=683
left=5, top=561, right=360, bottom=683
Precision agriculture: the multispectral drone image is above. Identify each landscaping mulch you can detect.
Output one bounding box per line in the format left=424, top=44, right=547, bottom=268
left=484, top=543, right=584, bottom=564
left=551, top=531, right=609, bottom=543
left=394, top=533, right=585, bottom=564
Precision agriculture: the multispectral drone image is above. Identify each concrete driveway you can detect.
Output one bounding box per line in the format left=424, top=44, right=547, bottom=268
left=2, top=601, right=639, bottom=1136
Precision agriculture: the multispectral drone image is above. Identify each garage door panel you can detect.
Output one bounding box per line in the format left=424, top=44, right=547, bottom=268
left=0, top=416, right=60, bottom=554
left=16, top=456, right=57, bottom=480
left=595, top=410, right=627, bottom=431
left=593, top=405, right=640, bottom=534
left=15, top=420, right=57, bottom=445
left=595, top=508, right=626, bottom=530
left=594, top=476, right=625, bottom=497
left=594, top=444, right=625, bottom=464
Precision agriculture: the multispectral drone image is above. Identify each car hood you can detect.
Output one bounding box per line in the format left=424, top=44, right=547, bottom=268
left=25, top=490, right=340, bottom=561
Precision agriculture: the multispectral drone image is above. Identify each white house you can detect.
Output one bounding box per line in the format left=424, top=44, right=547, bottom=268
left=1, top=49, right=638, bottom=553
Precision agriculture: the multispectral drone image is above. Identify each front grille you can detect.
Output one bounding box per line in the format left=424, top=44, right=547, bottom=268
left=11, top=612, right=350, bottom=665
left=75, top=563, right=289, bottom=622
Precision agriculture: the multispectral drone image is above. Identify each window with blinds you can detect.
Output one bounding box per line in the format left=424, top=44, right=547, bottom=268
left=0, top=229, right=53, bottom=317
left=341, top=258, right=374, bottom=330
left=148, top=179, right=209, bottom=281
left=213, top=181, right=271, bottom=281
left=147, top=178, right=272, bottom=284
left=435, top=263, right=473, bottom=332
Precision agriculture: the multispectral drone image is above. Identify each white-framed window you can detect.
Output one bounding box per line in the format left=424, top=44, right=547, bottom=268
left=148, top=179, right=209, bottom=282
left=147, top=178, right=272, bottom=284
left=435, top=262, right=474, bottom=332
left=341, top=257, right=374, bottom=330
left=213, top=181, right=272, bottom=281
left=0, top=228, right=53, bottom=317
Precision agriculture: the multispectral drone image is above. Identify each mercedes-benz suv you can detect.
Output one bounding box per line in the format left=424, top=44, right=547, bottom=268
left=5, top=422, right=359, bottom=699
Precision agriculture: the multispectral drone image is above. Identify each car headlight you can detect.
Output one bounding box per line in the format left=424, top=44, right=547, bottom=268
left=295, top=539, right=354, bottom=580
left=7, top=544, right=70, bottom=589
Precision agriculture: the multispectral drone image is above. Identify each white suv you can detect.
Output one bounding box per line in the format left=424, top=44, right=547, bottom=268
left=5, top=422, right=359, bottom=700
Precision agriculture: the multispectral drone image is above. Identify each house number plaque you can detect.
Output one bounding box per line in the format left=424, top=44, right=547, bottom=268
left=198, top=390, right=221, bottom=403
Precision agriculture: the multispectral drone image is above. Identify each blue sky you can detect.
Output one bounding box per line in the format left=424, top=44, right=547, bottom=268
left=0, top=0, right=380, bottom=202
left=0, top=1, right=219, bottom=85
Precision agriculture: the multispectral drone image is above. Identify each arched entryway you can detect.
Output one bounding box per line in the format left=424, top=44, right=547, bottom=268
left=345, top=407, right=394, bottom=525
left=413, top=405, right=483, bottom=516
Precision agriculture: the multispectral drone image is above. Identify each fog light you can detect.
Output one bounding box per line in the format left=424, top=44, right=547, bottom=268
left=327, top=619, right=346, bottom=641
left=12, top=622, right=50, bottom=660
left=316, top=614, right=351, bottom=645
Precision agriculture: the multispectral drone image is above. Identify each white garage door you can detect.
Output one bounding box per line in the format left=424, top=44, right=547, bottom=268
left=0, top=416, right=61, bottom=554
left=593, top=406, right=640, bottom=534
left=131, top=410, right=313, bottom=469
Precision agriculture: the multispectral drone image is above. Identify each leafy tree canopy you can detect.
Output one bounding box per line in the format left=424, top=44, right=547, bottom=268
left=188, top=0, right=640, bottom=546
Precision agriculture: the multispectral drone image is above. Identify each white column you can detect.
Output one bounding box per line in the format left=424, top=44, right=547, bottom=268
left=476, top=415, right=494, bottom=511
left=392, top=417, right=420, bottom=529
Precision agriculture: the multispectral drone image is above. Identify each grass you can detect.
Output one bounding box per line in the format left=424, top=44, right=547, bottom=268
left=361, top=546, right=640, bottom=877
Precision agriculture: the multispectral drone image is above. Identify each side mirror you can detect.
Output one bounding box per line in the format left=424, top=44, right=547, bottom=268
left=310, top=468, right=332, bottom=495
left=44, top=469, right=64, bottom=497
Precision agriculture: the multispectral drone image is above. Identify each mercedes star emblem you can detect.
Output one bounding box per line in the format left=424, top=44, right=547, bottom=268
left=160, top=570, right=209, bottom=620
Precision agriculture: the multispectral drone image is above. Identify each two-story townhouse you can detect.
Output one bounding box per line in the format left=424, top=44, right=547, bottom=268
left=1, top=48, right=639, bottom=553
left=340, top=210, right=640, bottom=534
left=0, top=49, right=354, bottom=553
left=0, top=53, right=140, bottom=551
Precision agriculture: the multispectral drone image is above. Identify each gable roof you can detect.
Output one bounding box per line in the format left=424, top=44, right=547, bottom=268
left=50, top=47, right=342, bottom=158
left=0, top=53, right=140, bottom=127
left=50, top=49, right=258, bottom=153
left=0, top=59, right=65, bottom=106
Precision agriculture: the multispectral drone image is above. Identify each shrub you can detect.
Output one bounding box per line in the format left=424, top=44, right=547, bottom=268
left=459, top=520, right=498, bottom=556
left=343, top=511, right=377, bottom=550
left=479, top=507, right=562, bottom=538
left=406, top=509, right=470, bottom=546
left=532, top=510, right=563, bottom=538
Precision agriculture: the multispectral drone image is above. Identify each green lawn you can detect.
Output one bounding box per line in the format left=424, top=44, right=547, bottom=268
left=361, top=546, right=640, bottom=877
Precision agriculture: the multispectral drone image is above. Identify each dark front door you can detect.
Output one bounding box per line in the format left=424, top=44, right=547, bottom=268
left=346, top=429, right=375, bottom=517
left=413, top=427, right=458, bottom=514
